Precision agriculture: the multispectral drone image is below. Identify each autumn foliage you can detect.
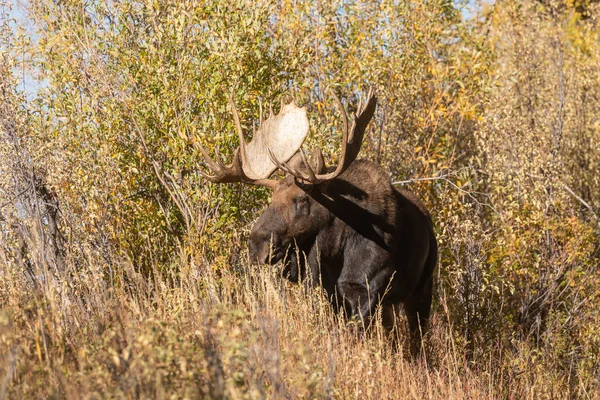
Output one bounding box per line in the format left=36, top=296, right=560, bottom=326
left=1, top=0, right=599, bottom=398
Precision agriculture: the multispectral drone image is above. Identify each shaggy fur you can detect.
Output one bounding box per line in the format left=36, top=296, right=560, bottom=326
left=248, top=159, right=437, bottom=353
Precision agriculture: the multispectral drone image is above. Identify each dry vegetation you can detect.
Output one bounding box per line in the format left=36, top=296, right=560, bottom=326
left=1, top=0, right=599, bottom=398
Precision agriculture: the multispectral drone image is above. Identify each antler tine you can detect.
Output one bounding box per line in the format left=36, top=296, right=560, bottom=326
left=196, top=150, right=228, bottom=182
left=194, top=134, right=238, bottom=183
left=197, top=169, right=215, bottom=181
left=361, top=87, right=375, bottom=114
left=331, top=89, right=349, bottom=143
left=193, top=140, right=222, bottom=172
left=259, top=100, right=264, bottom=124
left=228, top=95, right=249, bottom=168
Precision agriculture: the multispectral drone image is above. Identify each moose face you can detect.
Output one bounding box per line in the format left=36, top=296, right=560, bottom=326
left=248, top=176, right=329, bottom=265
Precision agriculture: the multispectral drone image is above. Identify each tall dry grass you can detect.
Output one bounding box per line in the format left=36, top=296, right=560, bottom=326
left=0, top=231, right=590, bottom=399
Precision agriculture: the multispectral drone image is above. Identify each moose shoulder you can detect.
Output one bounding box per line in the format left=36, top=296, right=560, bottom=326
left=196, top=89, right=437, bottom=353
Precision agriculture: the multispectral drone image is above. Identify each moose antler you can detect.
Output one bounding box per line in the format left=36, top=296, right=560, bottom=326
left=195, top=95, right=310, bottom=188
left=269, top=87, right=377, bottom=184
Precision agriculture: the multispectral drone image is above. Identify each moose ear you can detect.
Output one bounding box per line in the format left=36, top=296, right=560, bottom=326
left=309, top=147, right=326, bottom=174
left=287, top=148, right=327, bottom=176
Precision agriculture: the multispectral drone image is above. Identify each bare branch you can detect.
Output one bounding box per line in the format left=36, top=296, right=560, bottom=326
left=562, top=183, right=599, bottom=224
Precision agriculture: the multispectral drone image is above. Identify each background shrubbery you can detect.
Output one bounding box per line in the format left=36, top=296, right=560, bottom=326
left=1, top=0, right=599, bottom=398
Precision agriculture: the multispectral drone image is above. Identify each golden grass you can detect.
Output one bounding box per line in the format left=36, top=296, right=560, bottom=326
left=1, top=240, right=592, bottom=400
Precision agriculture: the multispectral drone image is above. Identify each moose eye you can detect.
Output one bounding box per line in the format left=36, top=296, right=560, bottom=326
left=294, top=196, right=310, bottom=216
left=295, top=196, right=308, bottom=205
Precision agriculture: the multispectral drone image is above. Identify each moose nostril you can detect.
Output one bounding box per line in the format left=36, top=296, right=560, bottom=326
left=259, top=248, right=270, bottom=264
left=248, top=228, right=284, bottom=264
left=251, top=245, right=270, bottom=264
left=249, top=237, right=268, bottom=265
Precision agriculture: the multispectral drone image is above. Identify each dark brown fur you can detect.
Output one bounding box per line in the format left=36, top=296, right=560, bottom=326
left=248, top=159, right=437, bottom=353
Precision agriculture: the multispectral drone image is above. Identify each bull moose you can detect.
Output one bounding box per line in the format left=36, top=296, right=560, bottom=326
left=196, top=88, right=438, bottom=353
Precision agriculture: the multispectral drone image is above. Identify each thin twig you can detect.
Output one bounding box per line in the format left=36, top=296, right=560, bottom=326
left=562, top=183, right=599, bottom=223
left=393, top=170, right=500, bottom=215
left=392, top=174, right=450, bottom=185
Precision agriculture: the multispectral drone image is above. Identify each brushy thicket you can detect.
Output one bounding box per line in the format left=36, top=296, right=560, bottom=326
left=1, top=0, right=599, bottom=398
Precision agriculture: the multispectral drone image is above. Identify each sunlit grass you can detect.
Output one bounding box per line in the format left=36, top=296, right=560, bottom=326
left=1, top=242, right=591, bottom=399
